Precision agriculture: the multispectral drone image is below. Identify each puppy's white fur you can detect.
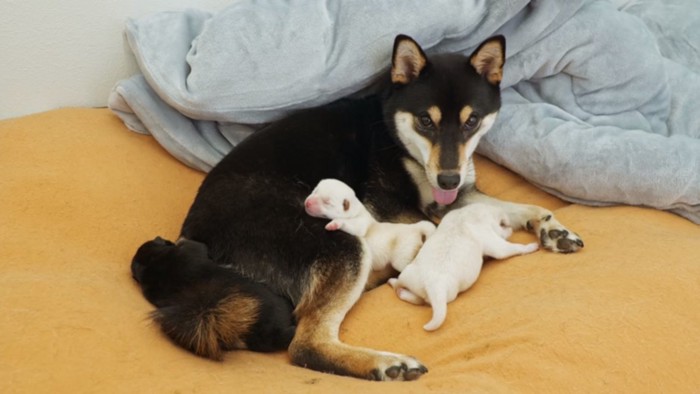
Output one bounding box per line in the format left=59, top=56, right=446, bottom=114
left=305, top=179, right=436, bottom=271
left=388, top=203, right=539, bottom=331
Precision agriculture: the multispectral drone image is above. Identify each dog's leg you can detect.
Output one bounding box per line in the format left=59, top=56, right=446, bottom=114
left=289, top=250, right=427, bottom=381
left=365, top=264, right=397, bottom=291
left=464, top=190, right=584, bottom=253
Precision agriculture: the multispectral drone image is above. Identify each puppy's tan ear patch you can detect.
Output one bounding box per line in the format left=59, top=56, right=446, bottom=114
left=391, top=35, right=428, bottom=85
left=470, top=35, right=506, bottom=85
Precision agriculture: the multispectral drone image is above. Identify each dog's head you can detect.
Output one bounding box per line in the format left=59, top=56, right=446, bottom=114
left=383, top=35, right=505, bottom=206
left=304, top=179, right=363, bottom=220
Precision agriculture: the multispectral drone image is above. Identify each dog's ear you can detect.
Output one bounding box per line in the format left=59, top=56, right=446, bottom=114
left=391, top=35, right=428, bottom=85
left=469, top=35, right=506, bottom=85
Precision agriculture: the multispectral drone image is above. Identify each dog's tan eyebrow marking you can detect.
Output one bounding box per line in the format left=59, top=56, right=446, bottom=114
left=459, top=106, right=474, bottom=125
left=427, top=106, right=442, bottom=126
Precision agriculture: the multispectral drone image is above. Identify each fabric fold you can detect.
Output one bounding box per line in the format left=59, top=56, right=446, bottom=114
left=109, top=0, right=700, bottom=223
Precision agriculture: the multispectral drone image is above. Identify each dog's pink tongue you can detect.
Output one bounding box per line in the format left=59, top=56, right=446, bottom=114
left=433, top=188, right=459, bottom=205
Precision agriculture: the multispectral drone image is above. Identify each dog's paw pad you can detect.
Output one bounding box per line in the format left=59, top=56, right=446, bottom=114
left=372, top=354, right=427, bottom=381
left=404, top=365, right=428, bottom=381
left=536, top=218, right=583, bottom=254
left=384, top=365, right=404, bottom=379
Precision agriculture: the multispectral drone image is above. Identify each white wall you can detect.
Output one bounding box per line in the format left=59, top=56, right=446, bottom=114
left=0, top=0, right=233, bottom=120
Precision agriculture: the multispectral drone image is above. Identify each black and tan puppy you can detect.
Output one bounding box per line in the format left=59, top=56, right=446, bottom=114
left=133, top=34, right=583, bottom=381
left=131, top=237, right=295, bottom=359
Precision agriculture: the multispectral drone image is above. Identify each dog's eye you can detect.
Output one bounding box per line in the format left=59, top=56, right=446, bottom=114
left=463, top=114, right=481, bottom=132
left=418, top=113, right=434, bottom=128
left=342, top=199, right=350, bottom=211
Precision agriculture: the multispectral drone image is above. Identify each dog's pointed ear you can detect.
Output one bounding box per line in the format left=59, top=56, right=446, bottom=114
left=391, top=35, right=428, bottom=85
left=470, top=35, right=506, bottom=85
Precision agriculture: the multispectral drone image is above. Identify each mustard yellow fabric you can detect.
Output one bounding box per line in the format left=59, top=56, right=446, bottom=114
left=1, top=109, right=698, bottom=393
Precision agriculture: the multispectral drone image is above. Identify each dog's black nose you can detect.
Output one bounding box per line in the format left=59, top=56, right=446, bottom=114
left=437, top=173, right=460, bottom=190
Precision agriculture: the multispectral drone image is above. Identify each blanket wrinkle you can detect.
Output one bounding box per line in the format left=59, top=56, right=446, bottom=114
left=109, top=0, right=700, bottom=223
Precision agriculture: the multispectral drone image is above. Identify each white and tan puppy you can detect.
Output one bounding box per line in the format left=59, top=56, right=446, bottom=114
left=388, top=203, right=539, bottom=331
left=305, top=179, right=436, bottom=271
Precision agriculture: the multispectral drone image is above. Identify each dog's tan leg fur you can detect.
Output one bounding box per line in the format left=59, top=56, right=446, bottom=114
left=289, top=246, right=426, bottom=381
left=365, top=265, right=398, bottom=291
left=463, top=190, right=584, bottom=253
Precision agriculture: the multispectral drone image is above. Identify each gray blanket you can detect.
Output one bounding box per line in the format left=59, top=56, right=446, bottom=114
left=109, top=0, right=700, bottom=224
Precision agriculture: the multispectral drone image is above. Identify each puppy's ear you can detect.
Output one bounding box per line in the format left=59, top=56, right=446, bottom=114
left=391, top=34, right=428, bottom=84
left=469, top=35, right=506, bottom=85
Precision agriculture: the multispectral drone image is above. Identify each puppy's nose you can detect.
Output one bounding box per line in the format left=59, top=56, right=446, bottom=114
left=304, top=199, right=315, bottom=209
left=437, top=172, right=460, bottom=190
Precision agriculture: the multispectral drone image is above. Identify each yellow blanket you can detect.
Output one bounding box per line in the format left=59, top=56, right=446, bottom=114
left=2, top=108, right=698, bottom=392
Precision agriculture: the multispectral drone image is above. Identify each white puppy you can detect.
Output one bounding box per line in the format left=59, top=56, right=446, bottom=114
left=305, top=179, right=436, bottom=271
left=388, top=203, right=539, bottom=331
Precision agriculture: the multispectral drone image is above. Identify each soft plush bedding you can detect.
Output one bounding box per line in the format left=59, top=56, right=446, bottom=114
left=1, top=108, right=699, bottom=392
left=109, top=0, right=700, bottom=223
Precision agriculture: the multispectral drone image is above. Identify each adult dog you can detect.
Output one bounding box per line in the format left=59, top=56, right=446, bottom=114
left=134, top=34, right=583, bottom=381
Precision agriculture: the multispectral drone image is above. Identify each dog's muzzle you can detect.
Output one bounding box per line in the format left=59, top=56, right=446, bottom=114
left=437, top=172, right=460, bottom=190
left=432, top=171, right=460, bottom=205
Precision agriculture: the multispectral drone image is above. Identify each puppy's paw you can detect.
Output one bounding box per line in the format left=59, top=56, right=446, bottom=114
left=528, top=215, right=584, bottom=254
left=325, top=220, right=342, bottom=231
left=396, top=288, right=424, bottom=305
left=417, top=221, right=437, bottom=241
left=521, top=242, right=539, bottom=255
left=500, top=226, right=513, bottom=239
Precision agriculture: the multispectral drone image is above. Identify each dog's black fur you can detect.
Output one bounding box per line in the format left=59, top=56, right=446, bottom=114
left=131, top=237, right=295, bottom=358
left=132, top=34, right=582, bottom=381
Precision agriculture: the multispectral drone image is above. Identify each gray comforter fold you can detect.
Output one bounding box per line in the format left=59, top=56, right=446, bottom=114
left=109, top=0, right=700, bottom=223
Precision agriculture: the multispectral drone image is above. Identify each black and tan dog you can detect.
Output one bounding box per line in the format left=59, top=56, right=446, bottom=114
left=132, top=34, right=583, bottom=381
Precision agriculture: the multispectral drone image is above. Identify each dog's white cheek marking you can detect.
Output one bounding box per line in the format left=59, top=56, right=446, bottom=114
left=402, top=158, right=435, bottom=209
left=453, top=112, right=496, bottom=189
left=394, top=111, right=431, bottom=166
left=464, top=112, right=497, bottom=160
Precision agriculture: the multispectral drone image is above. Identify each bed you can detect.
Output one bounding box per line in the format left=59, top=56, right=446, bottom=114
left=2, top=108, right=698, bottom=392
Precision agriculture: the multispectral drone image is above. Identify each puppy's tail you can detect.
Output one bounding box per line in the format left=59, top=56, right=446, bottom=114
left=423, top=285, right=447, bottom=331
left=150, top=286, right=260, bottom=361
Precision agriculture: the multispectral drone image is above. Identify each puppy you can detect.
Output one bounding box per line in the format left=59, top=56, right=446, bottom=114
left=305, top=178, right=436, bottom=272
left=388, top=203, right=539, bottom=331
left=131, top=237, right=296, bottom=359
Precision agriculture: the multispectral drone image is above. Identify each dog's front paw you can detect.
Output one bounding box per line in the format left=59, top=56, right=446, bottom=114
left=370, top=353, right=428, bottom=381
left=528, top=215, right=584, bottom=254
